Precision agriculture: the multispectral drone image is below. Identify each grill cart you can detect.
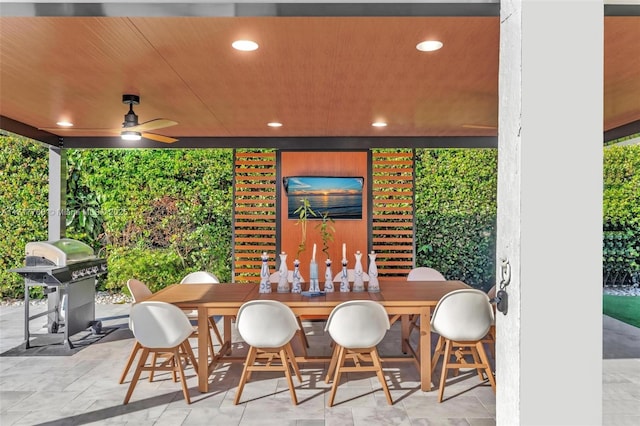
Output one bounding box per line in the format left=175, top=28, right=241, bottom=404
left=10, top=238, right=107, bottom=349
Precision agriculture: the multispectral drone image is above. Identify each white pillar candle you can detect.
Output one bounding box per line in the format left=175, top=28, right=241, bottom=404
left=342, top=243, right=346, bottom=259
left=312, top=243, right=316, bottom=260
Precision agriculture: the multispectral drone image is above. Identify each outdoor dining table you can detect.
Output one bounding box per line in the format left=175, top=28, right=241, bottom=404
left=145, top=279, right=470, bottom=393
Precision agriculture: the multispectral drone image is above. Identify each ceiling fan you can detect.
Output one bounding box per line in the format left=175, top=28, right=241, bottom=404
left=39, top=94, right=178, bottom=143
left=118, top=94, right=178, bottom=143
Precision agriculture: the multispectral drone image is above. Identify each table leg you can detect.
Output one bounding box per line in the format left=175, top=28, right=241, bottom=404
left=401, top=314, right=410, bottom=354
left=420, top=306, right=433, bottom=391
left=198, top=307, right=209, bottom=393
left=224, top=316, right=232, bottom=355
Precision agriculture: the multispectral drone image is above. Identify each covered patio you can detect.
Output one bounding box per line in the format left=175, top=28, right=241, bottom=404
left=1, top=1, right=639, bottom=425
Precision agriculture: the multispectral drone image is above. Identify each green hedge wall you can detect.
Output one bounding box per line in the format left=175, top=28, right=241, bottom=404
left=0, top=133, right=234, bottom=298
left=603, top=145, right=640, bottom=286
left=66, top=148, right=234, bottom=294
left=0, top=134, right=49, bottom=298
left=3, top=133, right=636, bottom=299
left=414, top=149, right=498, bottom=291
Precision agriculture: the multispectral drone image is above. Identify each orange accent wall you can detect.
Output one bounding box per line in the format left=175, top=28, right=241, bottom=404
left=280, top=151, right=369, bottom=280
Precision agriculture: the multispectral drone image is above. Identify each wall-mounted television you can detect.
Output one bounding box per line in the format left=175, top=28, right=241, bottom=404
left=283, top=176, right=364, bottom=220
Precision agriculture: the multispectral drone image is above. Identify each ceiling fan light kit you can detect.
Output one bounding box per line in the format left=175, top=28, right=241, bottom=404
left=121, top=130, right=142, bottom=141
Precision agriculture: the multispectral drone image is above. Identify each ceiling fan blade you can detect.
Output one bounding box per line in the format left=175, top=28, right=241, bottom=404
left=461, top=124, right=497, bottom=130
left=38, top=127, right=119, bottom=133
left=128, top=119, right=178, bottom=132
left=142, top=132, right=178, bottom=144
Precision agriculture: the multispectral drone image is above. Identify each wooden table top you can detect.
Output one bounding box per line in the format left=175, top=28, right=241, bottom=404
left=147, top=280, right=470, bottom=308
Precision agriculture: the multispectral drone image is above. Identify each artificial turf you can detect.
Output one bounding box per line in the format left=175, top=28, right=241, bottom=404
left=603, top=294, right=640, bottom=329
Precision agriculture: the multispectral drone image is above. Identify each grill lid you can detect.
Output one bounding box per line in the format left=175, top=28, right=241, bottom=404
left=25, top=238, right=96, bottom=266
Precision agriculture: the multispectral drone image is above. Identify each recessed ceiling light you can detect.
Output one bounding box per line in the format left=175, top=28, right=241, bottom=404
left=56, top=121, right=73, bottom=127
left=416, top=40, right=443, bottom=52
left=232, top=40, right=259, bottom=51
left=372, top=122, right=387, bottom=128
left=267, top=122, right=283, bottom=128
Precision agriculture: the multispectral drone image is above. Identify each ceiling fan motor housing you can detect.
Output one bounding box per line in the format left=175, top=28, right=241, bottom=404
left=122, top=94, right=140, bottom=128
left=122, top=94, right=140, bottom=105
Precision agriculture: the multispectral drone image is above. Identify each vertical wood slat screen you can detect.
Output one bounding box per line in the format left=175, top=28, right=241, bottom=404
left=371, top=149, right=415, bottom=279
left=233, top=149, right=277, bottom=283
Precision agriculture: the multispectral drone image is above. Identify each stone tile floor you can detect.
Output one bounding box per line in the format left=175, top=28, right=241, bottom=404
left=0, top=301, right=637, bottom=425
left=602, top=315, right=640, bottom=426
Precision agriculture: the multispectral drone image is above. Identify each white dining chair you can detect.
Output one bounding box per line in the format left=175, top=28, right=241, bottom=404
left=181, top=270, right=220, bottom=284
left=407, top=266, right=446, bottom=281
left=234, top=300, right=302, bottom=405
left=436, top=285, right=497, bottom=367
left=324, top=300, right=393, bottom=406
left=119, top=279, right=152, bottom=384
left=127, top=278, right=153, bottom=302
left=434, top=285, right=497, bottom=375
left=484, top=285, right=497, bottom=357
left=123, top=301, right=198, bottom=404
left=180, top=271, right=224, bottom=353
left=406, top=267, right=447, bottom=337
left=269, top=271, right=310, bottom=349
left=268, top=270, right=306, bottom=287
left=332, top=269, right=370, bottom=283
left=430, top=288, right=496, bottom=402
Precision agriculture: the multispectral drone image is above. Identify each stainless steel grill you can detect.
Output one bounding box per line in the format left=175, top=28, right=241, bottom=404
left=10, top=238, right=107, bottom=349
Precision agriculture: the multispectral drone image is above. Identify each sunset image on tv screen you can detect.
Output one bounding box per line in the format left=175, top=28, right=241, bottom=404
left=283, top=176, right=364, bottom=220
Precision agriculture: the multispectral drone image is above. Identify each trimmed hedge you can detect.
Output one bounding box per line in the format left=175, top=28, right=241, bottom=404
left=107, top=246, right=186, bottom=294
left=414, top=149, right=498, bottom=291
left=67, top=148, right=234, bottom=293
left=0, top=134, right=49, bottom=298
left=603, top=145, right=640, bottom=286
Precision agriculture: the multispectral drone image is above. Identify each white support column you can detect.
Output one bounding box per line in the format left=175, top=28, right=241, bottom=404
left=497, top=1, right=603, bottom=425
left=48, top=146, right=67, bottom=240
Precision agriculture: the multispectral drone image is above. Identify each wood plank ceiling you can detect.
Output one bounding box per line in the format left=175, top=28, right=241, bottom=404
left=0, top=7, right=638, bottom=148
